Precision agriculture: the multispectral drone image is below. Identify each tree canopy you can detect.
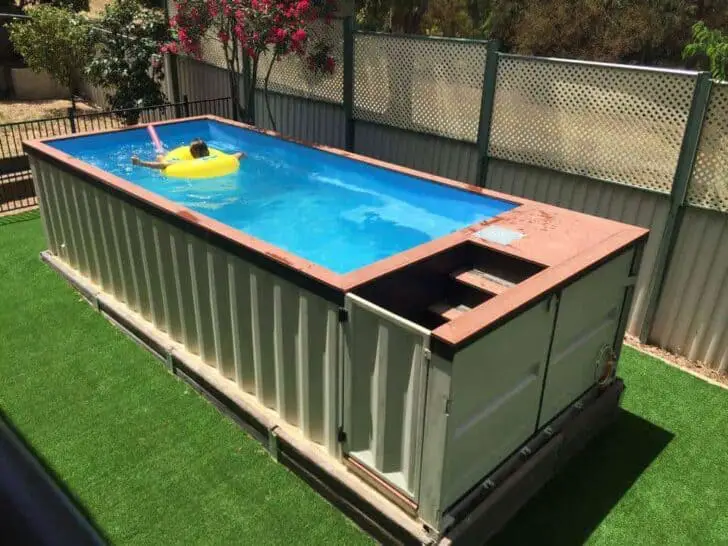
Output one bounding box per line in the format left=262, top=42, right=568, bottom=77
left=8, top=4, right=91, bottom=95
left=85, top=0, right=169, bottom=122
left=165, top=0, right=339, bottom=128
left=2, top=0, right=89, bottom=14
left=356, top=0, right=728, bottom=66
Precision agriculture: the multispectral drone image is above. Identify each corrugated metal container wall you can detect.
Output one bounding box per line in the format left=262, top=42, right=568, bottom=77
left=30, top=159, right=341, bottom=455
left=354, top=122, right=480, bottom=185
left=485, top=159, right=669, bottom=337
left=176, top=56, right=239, bottom=104
left=342, top=294, right=430, bottom=499
left=253, top=92, right=346, bottom=149
left=650, top=207, right=728, bottom=374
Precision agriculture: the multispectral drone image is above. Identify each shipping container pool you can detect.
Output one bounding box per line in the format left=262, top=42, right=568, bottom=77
left=24, top=117, right=648, bottom=543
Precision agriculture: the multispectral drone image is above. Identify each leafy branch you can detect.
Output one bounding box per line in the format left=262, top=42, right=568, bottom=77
left=8, top=4, right=92, bottom=103
left=683, top=22, right=728, bottom=81
left=85, top=0, right=169, bottom=124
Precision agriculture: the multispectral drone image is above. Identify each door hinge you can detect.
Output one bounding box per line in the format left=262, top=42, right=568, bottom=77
left=338, top=307, right=348, bottom=323
left=423, top=348, right=432, bottom=361
left=337, top=426, right=347, bottom=443
left=444, top=398, right=452, bottom=415
left=546, top=293, right=560, bottom=313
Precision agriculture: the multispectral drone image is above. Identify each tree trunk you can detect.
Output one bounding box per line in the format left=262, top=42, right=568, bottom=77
left=68, top=79, right=78, bottom=118
left=467, top=0, right=481, bottom=30
left=390, top=0, right=429, bottom=33
left=263, top=52, right=278, bottom=132
left=246, top=57, right=259, bottom=124
left=223, top=33, right=244, bottom=122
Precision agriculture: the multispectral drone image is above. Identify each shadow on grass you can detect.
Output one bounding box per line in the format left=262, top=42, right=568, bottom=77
left=0, top=409, right=107, bottom=545
left=487, top=409, right=673, bottom=545
left=0, top=208, right=39, bottom=227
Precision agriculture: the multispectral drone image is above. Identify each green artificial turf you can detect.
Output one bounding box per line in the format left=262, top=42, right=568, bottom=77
left=0, top=213, right=371, bottom=545
left=491, top=336, right=728, bottom=544
left=2, top=215, right=728, bottom=545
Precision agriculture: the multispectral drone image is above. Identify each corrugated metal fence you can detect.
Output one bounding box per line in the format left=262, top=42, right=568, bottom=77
left=148, top=9, right=728, bottom=375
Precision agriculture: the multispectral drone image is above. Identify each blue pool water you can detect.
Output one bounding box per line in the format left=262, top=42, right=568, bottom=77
left=49, top=120, right=516, bottom=273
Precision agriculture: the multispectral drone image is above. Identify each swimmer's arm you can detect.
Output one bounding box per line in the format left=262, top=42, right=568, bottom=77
left=131, top=155, right=169, bottom=170
left=233, top=152, right=247, bottom=160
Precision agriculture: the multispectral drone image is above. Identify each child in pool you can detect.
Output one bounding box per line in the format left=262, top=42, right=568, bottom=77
left=131, top=139, right=245, bottom=170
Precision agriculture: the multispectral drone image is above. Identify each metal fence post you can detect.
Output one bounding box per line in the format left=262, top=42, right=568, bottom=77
left=475, top=39, right=501, bottom=188
left=242, top=55, right=255, bottom=124
left=183, top=94, right=190, bottom=118
left=343, top=16, right=355, bottom=152
left=231, top=93, right=239, bottom=122
left=638, top=72, right=713, bottom=343
left=67, top=107, right=77, bottom=134
left=168, top=55, right=181, bottom=111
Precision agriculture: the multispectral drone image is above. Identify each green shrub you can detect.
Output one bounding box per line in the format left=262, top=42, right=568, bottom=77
left=8, top=4, right=91, bottom=95
left=85, top=0, right=168, bottom=124
left=18, top=0, right=90, bottom=14
left=683, top=22, right=728, bottom=81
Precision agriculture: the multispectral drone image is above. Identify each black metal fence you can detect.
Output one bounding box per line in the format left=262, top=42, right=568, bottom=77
left=0, top=95, right=233, bottom=214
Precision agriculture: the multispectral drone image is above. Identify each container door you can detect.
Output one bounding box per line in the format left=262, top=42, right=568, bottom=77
left=341, top=293, right=431, bottom=502
left=538, top=249, right=635, bottom=427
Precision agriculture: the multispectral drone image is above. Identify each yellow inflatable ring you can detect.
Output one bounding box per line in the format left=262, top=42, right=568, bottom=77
left=163, top=146, right=239, bottom=179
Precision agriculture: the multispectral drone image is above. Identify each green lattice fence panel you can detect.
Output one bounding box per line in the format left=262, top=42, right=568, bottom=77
left=489, top=56, right=697, bottom=194
left=687, top=82, right=728, bottom=212
left=353, top=33, right=489, bottom=142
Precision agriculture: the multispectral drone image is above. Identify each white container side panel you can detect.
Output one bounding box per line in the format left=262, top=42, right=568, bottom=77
left=440, top=299, right=556, bottom=511
left=343, top=294, right=429, bottom=499
left=34, top=162, right=340, bottom=454
left=253, top=91, right=346, bottom=149
left=30, top=159, right=60, bottom=257
left=650, top=207, right=728, bottom=374
left=539, top=249, right=635, bottom=426
left=416, top=352, right=453, bottom=528
left=486, top=159, right=668, bottom=337
left=354, top=121, right=480, bottom=185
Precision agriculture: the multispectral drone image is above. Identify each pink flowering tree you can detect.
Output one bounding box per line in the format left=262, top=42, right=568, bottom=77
left=163, top=0, right=338, bottom=129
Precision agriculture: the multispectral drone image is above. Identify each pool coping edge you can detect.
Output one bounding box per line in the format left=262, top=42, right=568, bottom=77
left=24, top=116, right=649, bottom=354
